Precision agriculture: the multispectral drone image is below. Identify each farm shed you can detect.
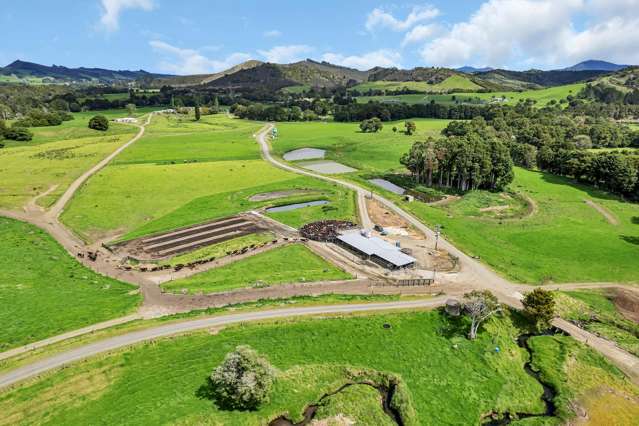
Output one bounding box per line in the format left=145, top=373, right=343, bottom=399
left=336, top=230, right=416, bottom=269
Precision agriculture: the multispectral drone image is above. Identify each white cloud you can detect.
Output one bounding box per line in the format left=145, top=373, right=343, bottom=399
left=564, top=16, right=639, bottom=65
left=321, top=49, right=401, bottom=70
left=422, top=0, right=583, bottom=67
left=401, top=24, right=439, bottom=46
left=366, top=5, right=439, bottom=32
left=258, top=45, right=313, bottom=63
left=150, top=40, right=250, bottom=75
left=99, top=0, right=154, bottom=32
left=263, top=30, right=282, bottom=38
left=418, top=0, right=639, bottom=68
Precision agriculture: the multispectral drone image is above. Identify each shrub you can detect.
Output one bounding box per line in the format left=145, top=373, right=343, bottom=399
left=4, top=126, right=33, bottom=141
left=88, top=115, right=109, bottom=131
left=210, top=345, right=276, bottom=410
left=522, top=288, right=556, bottom=331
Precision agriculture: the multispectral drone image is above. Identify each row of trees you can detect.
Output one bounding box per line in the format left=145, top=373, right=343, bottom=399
left=13, top=110, right=73, bottom=127
left=455, top=104, right=639, bottom=198
left=334, top=101, right=486, bottom=122
left=400, top=119, right=514, bottom=191
left=230, top=103, right=324, bottom=121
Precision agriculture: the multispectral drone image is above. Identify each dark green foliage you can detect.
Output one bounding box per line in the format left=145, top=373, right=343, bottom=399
left=210, top=345, right=276, bottom=410
left=126, top=103, right=136, bottom=117
left=510, top=143, right=537, bottom=169
left=523, top=289, right=556, bottom=331
left=359, top=117, right=383, bottom=133
left=401, top=119, right=514, bottom=191
left=195, top=105, right=201, bottom=121
left=13, top=110, right=73, bottom=127
left=88, top=115, right=109, bottom=131
left=404, top=120, right=416, bottom=135
left=4, top=126, right=33, bottom=141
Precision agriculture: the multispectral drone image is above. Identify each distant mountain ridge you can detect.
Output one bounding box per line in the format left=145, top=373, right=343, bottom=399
left=0, top=60, right=173, bottom=83
left=2, top=58, right=632, bottom=92
left=561, top=60, right=629, bottom=72
left=457, top=66, right=494, bottom=74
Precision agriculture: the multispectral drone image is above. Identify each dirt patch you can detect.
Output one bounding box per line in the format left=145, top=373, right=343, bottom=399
left=249, top=190, right=318, bottom=202
left=584, top=199, right=619, bottom=226
left=611, top=288, right=639, bottom=323
left=427, top=195, right=460, bottom=206
left=367, top=198, right=418, bottom=236
left=479, top=205, right=510, bottom=213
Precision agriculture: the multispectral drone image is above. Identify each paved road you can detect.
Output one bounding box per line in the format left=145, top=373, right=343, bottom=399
left=0, top=299, right=446, bottom=390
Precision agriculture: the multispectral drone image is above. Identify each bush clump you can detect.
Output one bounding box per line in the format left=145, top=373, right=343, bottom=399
left=4, top=126, right=33, bottom=141
left=210, top=345, right=276, bottom=410
left=88, top=115, right=109, bottom=131
left=13, top=110, right=73, bottom=127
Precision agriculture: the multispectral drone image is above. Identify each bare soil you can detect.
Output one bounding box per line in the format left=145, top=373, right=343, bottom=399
left=611, top=288, right=639, bottom=323
left=584, top=199, right=619, bottom=226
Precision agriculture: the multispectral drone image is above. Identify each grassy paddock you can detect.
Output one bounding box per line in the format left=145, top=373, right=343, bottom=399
left=352, top=75, right=482, bottom=93
left=356, top=83, right=585, bottom=107
left=61, top=114, right=357, bottom=241
left=273, top=119, right=450, bottom=172
left=0, top=217, right=140, bottom=351
left=400, top=167, right=639, bottom=283
left=0, top=293, right=418, bottom=375
left=161, top=243, right=352, bottom=294
left=0, top=110, right=143, bottom=209
left=2, top=310, right=636, bottom=425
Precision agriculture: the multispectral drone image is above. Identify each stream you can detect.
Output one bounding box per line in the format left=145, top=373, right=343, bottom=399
left=268, top=381, right=403, bottom=426
left=483, top=329, right=564, bottom=425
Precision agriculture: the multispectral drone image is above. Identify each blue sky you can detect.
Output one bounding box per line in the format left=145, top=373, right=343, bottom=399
left=2, top=0, right=638, bottom=74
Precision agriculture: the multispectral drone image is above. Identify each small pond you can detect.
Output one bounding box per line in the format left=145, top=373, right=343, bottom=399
left=266, top=200, right=329, bottom=213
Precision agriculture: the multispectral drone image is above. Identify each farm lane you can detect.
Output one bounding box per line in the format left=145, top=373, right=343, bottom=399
left=1, top=120, right=638, bottom=387
left=0, top=299, right=449, bottom=390
left=254, top=124, right=639, bottom=381
left=48, top=114, right=152, bottom=219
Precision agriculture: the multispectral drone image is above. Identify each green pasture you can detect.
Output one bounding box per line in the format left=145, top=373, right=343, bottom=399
left=61, top=114, right=356, bottom=242
left=280, top=85, right=311, bottom=94
left=0, top=217, right=140, bottom=351
left=356, top=83, right=585, bottom=107
left=0, top=112, right=142, bottom=209
left=273, top=119, right=450, bottom=172
left=1, top=310, right=635, bottom=425
left=161, top=243, right=351, bottom=294
left=399, top=167, right=639, bottom=283
left=352, top=75, right=482, bottom=93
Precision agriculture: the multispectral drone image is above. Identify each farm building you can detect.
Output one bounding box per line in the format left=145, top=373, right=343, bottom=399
left=336, top=230, right=416, bottom=269
left=112, top=117, right=138, bottom=123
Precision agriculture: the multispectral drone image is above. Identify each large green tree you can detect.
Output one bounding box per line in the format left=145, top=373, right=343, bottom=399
left=210, top=345, right=276, bottom=410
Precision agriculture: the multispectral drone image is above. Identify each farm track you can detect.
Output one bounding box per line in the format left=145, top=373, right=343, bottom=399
left=1, top=121, right=639, bottom=390
left=254, top=124, right=639, bottom=382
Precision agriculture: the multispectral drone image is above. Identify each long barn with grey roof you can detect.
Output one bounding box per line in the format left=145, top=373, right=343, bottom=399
left=336, top=231, right=416, bottom=269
